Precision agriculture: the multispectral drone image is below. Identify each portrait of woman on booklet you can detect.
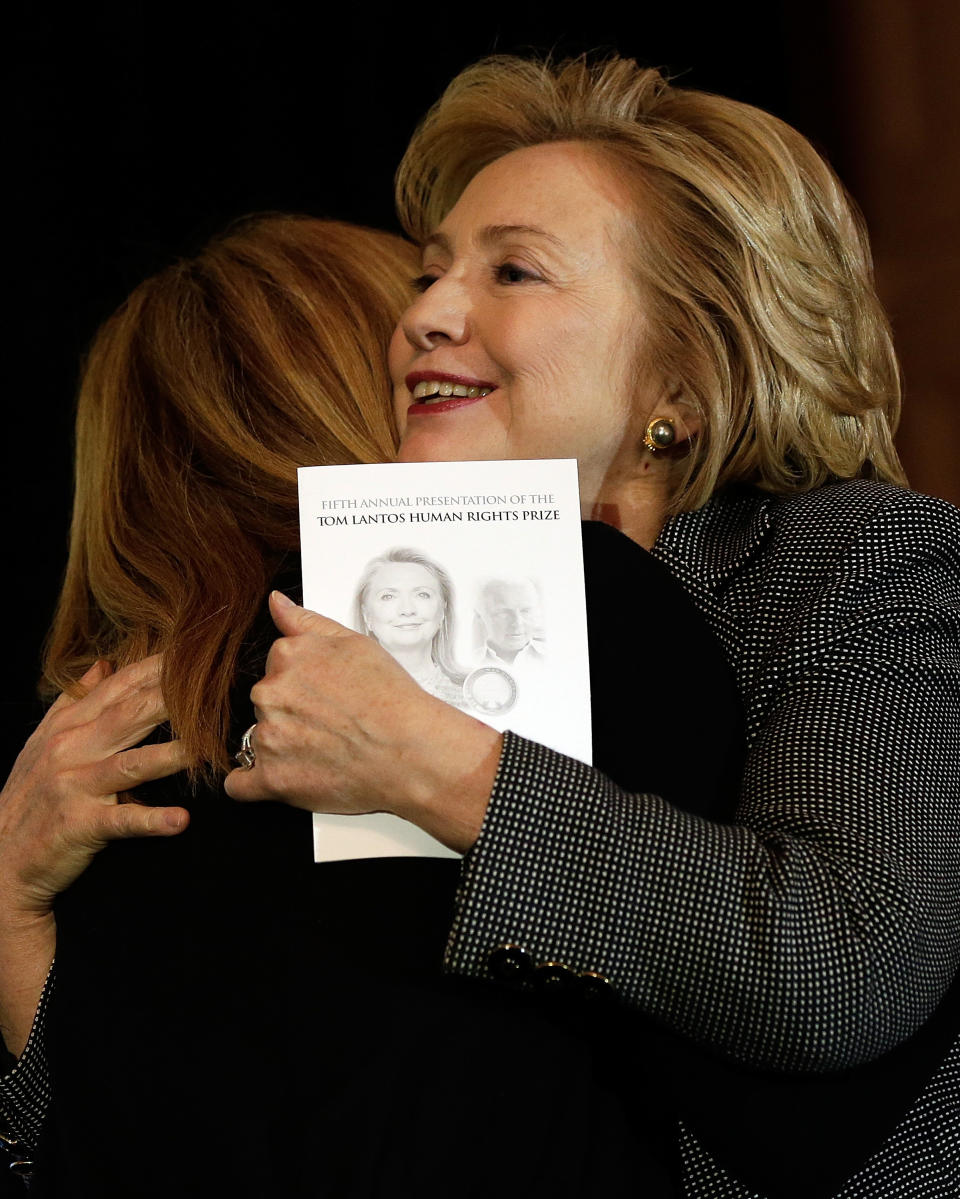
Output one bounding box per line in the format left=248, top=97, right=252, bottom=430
left=355, top=547, right=468, bottom=707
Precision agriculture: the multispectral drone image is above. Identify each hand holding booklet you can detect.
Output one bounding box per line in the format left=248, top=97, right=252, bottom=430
left=298, top=458, right=592, bottom=861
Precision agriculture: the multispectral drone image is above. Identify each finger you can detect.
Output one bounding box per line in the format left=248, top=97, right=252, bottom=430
left=96, top=801, right=190, bottom=840
left=67, top=666, right=172, bottom=755
left=47, top=660, right=113, bottom=715
left=268, top=591, right=348, bottom=638
left=223, top=763, right=265, bottom=802
left=223, top=716, right=262, bottom=802
left=87, top=739, right=193, bottom=795
left=79, top=659, right=115, bottom=692
left=95, top=695, right=172, bottom=757
left=53, top=654, right=164, bottom=733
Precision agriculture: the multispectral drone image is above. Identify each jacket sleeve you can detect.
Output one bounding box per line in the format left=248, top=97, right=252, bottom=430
left=443, top=492, right=960, bottom=1072
left=0, top=964, right=55, bottom=1179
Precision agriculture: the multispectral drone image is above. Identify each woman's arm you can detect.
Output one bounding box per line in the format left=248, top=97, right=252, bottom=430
left=229, top=489, right=959, bottom=1075
left=0, top=657, right=190, bottom=1158
left=443, top=490, right=960, bottom=1072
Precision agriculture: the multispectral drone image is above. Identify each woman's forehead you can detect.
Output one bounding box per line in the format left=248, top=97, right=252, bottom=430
left=434, top=141, right=634, bottom=258
left=370, top=561, right=437, bottom=587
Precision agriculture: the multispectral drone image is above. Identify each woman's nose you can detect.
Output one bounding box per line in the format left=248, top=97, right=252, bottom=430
left=400, top=275, right=470, bottom=350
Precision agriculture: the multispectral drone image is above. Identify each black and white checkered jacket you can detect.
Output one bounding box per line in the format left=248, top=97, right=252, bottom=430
left=445, top=480, right=960, bottom=1197
left=2, top=479, right=958, bottom=1197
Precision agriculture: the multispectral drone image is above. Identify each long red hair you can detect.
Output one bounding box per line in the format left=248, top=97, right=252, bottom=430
left=43, top=215, right=417, bottom=778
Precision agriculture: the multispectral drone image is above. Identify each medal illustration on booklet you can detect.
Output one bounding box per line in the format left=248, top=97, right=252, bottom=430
left=463, top=666, right=518, bottom=715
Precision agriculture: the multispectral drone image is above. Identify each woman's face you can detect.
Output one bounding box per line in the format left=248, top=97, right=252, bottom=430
left=362, top=562, right=444, bottom=653
left=389, top=141, right=664, bottom=505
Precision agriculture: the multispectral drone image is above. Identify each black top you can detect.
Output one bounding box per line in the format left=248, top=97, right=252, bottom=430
left=40, top=523, right=745, bottom=1198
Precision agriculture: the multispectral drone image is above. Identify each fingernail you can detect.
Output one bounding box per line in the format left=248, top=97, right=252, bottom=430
left=272, top=590, right=296, bottom=609
left=163, top=808, right=185, bottom=830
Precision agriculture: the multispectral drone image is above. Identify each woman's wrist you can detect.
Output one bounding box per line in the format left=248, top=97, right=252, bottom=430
left=0, top=901, right=56, bottom=939
left=0, top=909, right=56, bottom=1060
left=395, top=711, right=504, bottom=854
left=0, top=872, right=56, bottom=928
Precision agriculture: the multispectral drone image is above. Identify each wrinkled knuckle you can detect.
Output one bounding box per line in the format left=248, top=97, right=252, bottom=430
left=100, top=804, right=132, bottom=839
left=138, top=805, right=165, bottom=834
left=271, top=636, right=295, bottom=666
left=127, top=688, right=155, bottom=721
left=113, top=795, right=151, bottom=830
left=115, top=749, right=145, bottom=782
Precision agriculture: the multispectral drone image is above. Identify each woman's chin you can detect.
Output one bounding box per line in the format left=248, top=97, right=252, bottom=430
left=397, top=411, right=507, bottom=464
left=397, top=431, right=465, bottom=463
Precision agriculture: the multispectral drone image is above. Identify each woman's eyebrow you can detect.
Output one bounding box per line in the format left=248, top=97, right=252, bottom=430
left=422, top=225, right=563, bottom=255
left=478, top=224, right=563, bottom=248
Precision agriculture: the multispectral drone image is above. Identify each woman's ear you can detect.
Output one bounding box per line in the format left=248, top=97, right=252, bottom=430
left=641, top=382, right=702, bottom=453
left=662, top=381, right=702, bottom=444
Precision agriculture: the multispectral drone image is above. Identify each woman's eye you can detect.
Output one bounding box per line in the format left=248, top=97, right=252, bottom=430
left=495, top=262, right=539, bottom=285
left=412, top=273, right=439, bottom=293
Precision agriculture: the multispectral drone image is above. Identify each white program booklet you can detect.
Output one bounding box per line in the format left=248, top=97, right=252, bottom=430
left=298, top=458, right=591, bottom=862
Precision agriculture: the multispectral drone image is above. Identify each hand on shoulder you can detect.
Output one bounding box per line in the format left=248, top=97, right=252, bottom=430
left=0, top=656, right=190, bottom=921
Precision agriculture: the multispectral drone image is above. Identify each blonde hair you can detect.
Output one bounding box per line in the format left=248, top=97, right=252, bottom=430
left=43, top=215, right=418, bottom=778
left=396, top=55, right=907, bottom=508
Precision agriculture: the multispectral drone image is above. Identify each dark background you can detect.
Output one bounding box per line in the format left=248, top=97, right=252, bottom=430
left=6, top=2, right=958, bottom=762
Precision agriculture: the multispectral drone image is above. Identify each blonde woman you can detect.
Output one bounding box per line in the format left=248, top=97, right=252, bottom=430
left=226, top=58, right=960, bottom=1199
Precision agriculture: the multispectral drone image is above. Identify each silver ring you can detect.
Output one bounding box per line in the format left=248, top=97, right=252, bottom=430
left=235, top=723, right=257, bottom=770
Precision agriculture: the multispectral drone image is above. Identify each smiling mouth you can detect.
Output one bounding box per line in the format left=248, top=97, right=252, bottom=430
left=411, top=380, right=494, bottom=405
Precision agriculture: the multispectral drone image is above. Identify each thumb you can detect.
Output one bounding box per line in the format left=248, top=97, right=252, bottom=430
left=268, top=590, right=342, bottom=637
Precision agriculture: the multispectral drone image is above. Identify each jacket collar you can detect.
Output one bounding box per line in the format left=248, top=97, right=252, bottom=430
left=651, top=486, right=775, bottom=595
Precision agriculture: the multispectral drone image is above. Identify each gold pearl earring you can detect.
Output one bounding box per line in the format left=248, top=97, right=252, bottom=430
left=642, top=417, right=677, bottom=453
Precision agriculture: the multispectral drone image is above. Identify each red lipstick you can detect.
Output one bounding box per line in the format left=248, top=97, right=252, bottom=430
left=404, top=371, right=498, bottom=416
